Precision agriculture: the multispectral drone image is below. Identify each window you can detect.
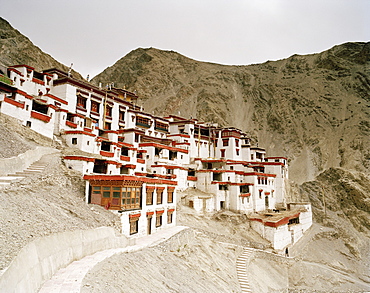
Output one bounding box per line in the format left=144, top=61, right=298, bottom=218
left=235, top=140, right=239, bottom=147
left=136, top=116, right=151, bottom=127
left=259, top=190, right=262, bottom=199
left=219, top=185, right=228, bottom=191
left=104, top=122, right=111, bottom=130
left=251, top=154, right=254, bottom=160
left=289, top=217, right=300, bottom=225
left=167, top=211, right=173, bottom=224
left=156, top=214, right=162, bottom=227
left=105, top=105, right=112, bottom=117
left=155, top=121, right=169, bottom=132
left=72, top=138, right=77, bottom=145
left=156, top=189, right=163, bottom=204
left=77, top=96, right=86, bottom=109
left=91, top=101, right=100, bottom=113
left=220, top=149, right=225, bottom=158
left=26, top=121, right=31, bottom=127
left=130, top=218, right=139, bottom=235
left=222, top=139, right=229, bottom=146
left=146, top=189, right=154, bottom=205
left=236, top=149, right=240, bottom=156
left=25, top=105, right=29, bottom=111
left=167, top=190, right=174, bottom=203
left=119, top=110, right=125, bottom=121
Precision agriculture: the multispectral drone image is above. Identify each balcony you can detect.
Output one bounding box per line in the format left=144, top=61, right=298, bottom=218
left=66, top=120, right=77, bottom=128
left=31, top=111, right=51, bottom=123
left=100, top=150, right=114, bottom=157
left=136, top=122, right=151, bottom=128
left=3, top=97, right=25, bottom=109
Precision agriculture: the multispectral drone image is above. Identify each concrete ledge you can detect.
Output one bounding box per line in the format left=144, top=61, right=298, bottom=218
left=0, top=147, right=58, bottom=176
left=0, top=227, right=129, bottom=293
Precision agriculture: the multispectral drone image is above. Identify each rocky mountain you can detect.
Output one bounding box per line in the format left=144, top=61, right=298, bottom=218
left=0, top=17, right=81, bottom=78
left=92, top=43, right=370, bottom=185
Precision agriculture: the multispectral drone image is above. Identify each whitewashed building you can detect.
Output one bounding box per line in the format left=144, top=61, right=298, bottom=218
left=0, top=64, right=311, bottom=248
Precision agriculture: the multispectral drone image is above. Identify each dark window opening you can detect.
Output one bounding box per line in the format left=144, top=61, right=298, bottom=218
left=72, top=137, right=77, bottom=145
left=32, top=101, right=48, bottom=115
left=120, top=167, right=130, bottom=174
left=169, top=151, right=177, bottom=160
left=101, top=141, right=111, bottom=152
left=93, top=160, right=108, bottom=174
left=188, top=169, right=195, bottom=176
left=240, top=185, right=250, bottom=193
left=213, top=173, right=222, bottom=181
left=121, top=148, right=129, bottom=156
left=289, top=217, right=300, bottom=225
left=219, top=184, right=228, bottom=191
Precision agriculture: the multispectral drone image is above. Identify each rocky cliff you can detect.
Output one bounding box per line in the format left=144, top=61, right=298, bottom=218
left=0, top=17, right=81, bottom=78
left=92, top=43, right=370, bottom=185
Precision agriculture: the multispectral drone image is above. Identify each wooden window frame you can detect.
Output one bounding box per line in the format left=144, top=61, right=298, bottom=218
left=146, top=189, right=154, bottom=205
left=156, top=214, right=162, bottom=227
left=156, top=190, right=163, bottom=205
left=129, top=218, right=139, bottom=235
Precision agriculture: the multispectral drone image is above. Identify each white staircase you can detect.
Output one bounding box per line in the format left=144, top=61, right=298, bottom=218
left=236, top=247, right=254, bottom=292
left=0, top=158, right=48, bottom=187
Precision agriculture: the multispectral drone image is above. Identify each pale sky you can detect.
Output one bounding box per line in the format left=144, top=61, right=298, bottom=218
left=1, top=0, right=369, bottom=78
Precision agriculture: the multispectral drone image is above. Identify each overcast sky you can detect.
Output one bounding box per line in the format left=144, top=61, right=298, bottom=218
left=1, top=0, right=369, bottom=78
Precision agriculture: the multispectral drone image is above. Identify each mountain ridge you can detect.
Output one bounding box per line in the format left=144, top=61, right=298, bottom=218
left=92, top=42, right=370, bottom=184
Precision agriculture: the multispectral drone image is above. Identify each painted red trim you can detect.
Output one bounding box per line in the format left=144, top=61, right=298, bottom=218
left=100, top=150, right=115, bottom=157
left=156, top=187, right=165, bottom=190
left=146, top=211, right=154, bottom=216
left=84, top=127, right=92, bottom=132
left=120, top=155, right=130, bottom=161
left=244, top=172, right=276, bottom=177
left=57, top=108, right=69, bottom=113
left=45, top=93, right=68, bottom=105
left=129, top=213, right=141, bottom=218
left=139, top=142, right=188, bottom=154
left=156, top=210, right=164, bottom=214
left=64, top=130, right=96, bottom=137
left=31, top=111, right=51, bottom=122
left=124, top=164, right=136, bottom=169
left=239, top=193, right=251, bottom=197
left=3, top=97, right=25, bottom=109
left=167, top=134, right=191, bottom=138
left=137, top=159, right=145, bottom=164
left=266, top=156, right=288, bottom=160
left=63, top=156, right=95, bottom=162
left=32, top=78, right=44, bottom=85
left=151, top=165, right=187, bottom=170
left=8, top=68, right=24, bottom=76
left=16, top=89, right=33, bottom=99
left=135, top=172, right=147, bottom=176
left=146, top=186, right=156, bottom=190
left=66, top=120, right=77, bottom=128
left=265, top=192, right=271, bottom=195
left=10, top=64, right=34, bottom=70
left=167, top=186, right=175, bottom=190
left=187, top=176, right=197, bottom=181
left=167, top=209, right=175, bottom=213
left=117, top=142, right=134, bottom=148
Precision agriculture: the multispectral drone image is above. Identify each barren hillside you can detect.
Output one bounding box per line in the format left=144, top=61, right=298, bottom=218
left=92, top=43, right=370, bottom=184
left=0, top=114, right=122, bottom=271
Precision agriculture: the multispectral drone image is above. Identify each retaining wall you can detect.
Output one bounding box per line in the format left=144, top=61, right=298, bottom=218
left=0, top=227, right=130, bottom=293
left=0, top=146, right=58, bottom=176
